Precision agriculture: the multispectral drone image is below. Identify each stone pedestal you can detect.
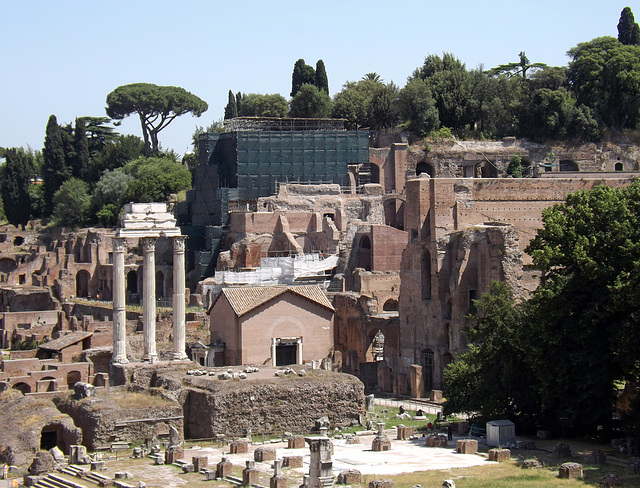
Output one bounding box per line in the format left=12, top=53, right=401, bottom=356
left=558, top=462, right=583, bottom=480
left=409, top=364, right=424, bottom=398
left=192, top=456, right=208, bottom=472
left=243, top=460, right=259, bottom=487
left=456, top=439, right=478, bottom=454
left=304, top=436, right=334, bottom=488
left=337, top=470, right=361, bottom=485
left=288, top=435, right=306, bottom=449
left=270, top=460, right=287, bottom=488
left=283, top=456, right=303, bottom=468
left=396, top=425, right=414, bottom=440
left=372, top=422, right=391, bottom=451
left=425, top=434, right=448, bottom=447
left=230, top=439, right=249, bottom=454
left=255, top=447, right=277, bottom=462
left=488, top=449, right=510, bottom=462
left=216, top=457, right=232, bottom=479
left=164, top=446, right=183, bottom=464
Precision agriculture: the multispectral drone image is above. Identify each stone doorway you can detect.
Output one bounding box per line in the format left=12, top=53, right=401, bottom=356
left=422, top=349, right=434, bottom=393
left=275, top=339, right=298, bottom=366
left=76, top=269, right=90, bottom=298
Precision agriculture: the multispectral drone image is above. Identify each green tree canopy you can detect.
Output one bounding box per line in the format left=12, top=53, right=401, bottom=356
left=488, top=51, right=548, bottom=79
left=237, top=93, right=288, bottom=117
left=618, top=7, right=640, bottom=46
left=53, top=178, right=91, bottom=228
left=332, top=79, right=398, bottom=130
left=289, top=84, right=332, bottom=118
left=396, top=78, right=440, bottom=136
left=122, top=156, right=192, bottom=203
left=443, top=281, right=537, bottom=420
left=567, top=37, right=640, bottom=130
left=105, top=83, right=208, bottom=156
left=1, top=148, right=33, bottom=229
left=87, top=134, right=145, bottom=184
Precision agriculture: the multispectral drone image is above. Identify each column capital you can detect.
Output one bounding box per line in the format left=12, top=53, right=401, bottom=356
left=141, top=236, right=157, bottom=252
left=112, top=237, right=127, bottom=253
left=173, top=235, right=187, bottom=252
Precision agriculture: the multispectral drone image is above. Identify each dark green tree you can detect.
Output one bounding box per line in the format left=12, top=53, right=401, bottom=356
left=237, top=93, right=288, bottom=117
left=42, top=115, right=71, bottom=215
left=567, top=36, right=640, bottom=130
left=443, top=281, right=537, bottom=420
left=106, top=83, right=208, bottom=156
left=92, top=169, right=134, bottom=226
left=412, top=53, right=474, bottom=131
left=290, top=59, right=315, bottom=97
left=122, top=156, right=192, bottom=203
left=53, top=178, right=90, bottom=227
left=315, top=60, right=329, bottom=93
left=396, top=78, right=440, bottom=136
left=618, top=7, right=640, bottom=45
left=87, top=134, right=145, bottom=184
left=289, top=84, right=332, bottom=118
left=78, top=116, right=118, bottom=155
left=488, top=52, right=548, bottom=79
left=224, top=90, right=238, bottom=119
left=332, top=78, right=396, bottom=129
left=73, top=118, right=90, bottom=180
left=525, top=181, right=640, bottom=430
left=0, top=148, right=33, bottom=229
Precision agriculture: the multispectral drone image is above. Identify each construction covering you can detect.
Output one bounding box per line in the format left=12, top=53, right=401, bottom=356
left=205, top=130, right=369, bottom=201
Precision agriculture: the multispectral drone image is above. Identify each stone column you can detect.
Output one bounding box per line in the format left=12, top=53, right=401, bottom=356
left=111, top=237, right=128, bottom=364
left=296, top=337, right=303, bottom=365
left=141, top=237, right=157, bottom=363
left=271, top=338, right=277, bottom=367
left=172, top=236, right=188, bottom=360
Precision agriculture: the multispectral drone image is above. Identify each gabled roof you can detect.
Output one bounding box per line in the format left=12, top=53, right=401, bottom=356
left=211, top=285, right=334, bottom=317
left=38, top=332, right=93, bottom=352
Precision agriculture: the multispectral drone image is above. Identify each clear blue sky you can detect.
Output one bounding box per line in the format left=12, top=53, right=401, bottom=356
left=1, top=1, right=637, bottom=156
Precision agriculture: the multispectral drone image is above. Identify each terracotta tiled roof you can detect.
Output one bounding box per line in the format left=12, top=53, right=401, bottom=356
left=215, top=285, right=334, bottom=317
left=38, top=331, right=93, bottom=351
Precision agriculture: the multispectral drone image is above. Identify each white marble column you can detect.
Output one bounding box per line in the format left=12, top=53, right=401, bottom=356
left=141, top=237, right=157, bottom=363
left=172, top=236, right=188, bottom=360
left=271, top=338, right=277, bottom=367
left=111, top=237, right=128, bottom=364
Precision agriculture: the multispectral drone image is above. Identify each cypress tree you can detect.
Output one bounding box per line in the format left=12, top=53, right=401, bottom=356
left=618, top=7, right=640, bottom=45
left=291, top=59, right=315, bottom=97
left=73, top=118, right=90, bottom=180
left=42, top=115, right=71, bottom=214
left=1, top=148, right=32, bottom=229
left=224, top=90, right=238, bottom=119
left=315, top=59, right=329, bottom=93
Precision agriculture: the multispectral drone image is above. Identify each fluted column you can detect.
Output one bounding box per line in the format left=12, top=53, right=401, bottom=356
left=172, top=236, right=188, bottom=360
left=111, top=237, right=128, bottom=364
left=141, top=237, right=157, bottom=363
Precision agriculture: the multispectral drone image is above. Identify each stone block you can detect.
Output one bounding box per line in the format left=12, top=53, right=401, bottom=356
left=396, top=425, right=415, bottom=440
left=182, top=464, right=195, bottom=473
left=426, top=434, right=448, bottom=448
left=597, top=474, right=623, bottom=487
left=282, top=456, right=303, bottom=468
left=288, top=435, right=306, bottom=449
left=254, top=447, right=277, bottom=462
left=164, top=447, right=183, bottom=464
left=192, top=456, right=208, bottom=472
left=270, top=475, right=287, bottom=488
left=554, top=443, right=572, bottom=458
left=521, top=458, right=544, bottom=469
left=630, top=457, right=640, bottom=474
left=337, top=469, right=361, bottom=485
left=488, top=448, right=510, bottom=462
left=90, top=461, right=105, bottom=471
left=230, top=439, right=249, bottom=454
left=369, top=480, right=393, bottom=488
left=558, top=462, right=583, bottom=480
left=589, top=450, right=607, bottom=465
left=203, top=468, right=217, bottom=481
left=372, top=437, right=391, bottom=451
left=216, top=458, right=233, bottom=479
left=456, top=439, right=478, bottom=454
left=242, top=468, right=259, bottom=487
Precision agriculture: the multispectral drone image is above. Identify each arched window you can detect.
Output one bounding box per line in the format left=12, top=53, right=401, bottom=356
left=383, top=299, right=398, bottom=312
left=416, top=162, right=434, bottom=177
left=615, top=162, right=623, bottom=171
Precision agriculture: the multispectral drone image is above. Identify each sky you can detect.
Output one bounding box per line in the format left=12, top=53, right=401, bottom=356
left=1, top=1, right=638, bottom=156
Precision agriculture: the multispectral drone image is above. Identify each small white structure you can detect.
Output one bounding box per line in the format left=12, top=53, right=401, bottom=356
left=486, top=420, right=515, bottom=447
